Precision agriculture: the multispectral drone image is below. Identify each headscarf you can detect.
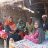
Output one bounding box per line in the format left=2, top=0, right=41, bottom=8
left=4, top=16, right=17, bottom=31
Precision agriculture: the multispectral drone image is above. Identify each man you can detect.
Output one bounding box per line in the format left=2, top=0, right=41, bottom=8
left=4, top=16, right=21, bottom=47
left=17, top=19, right=26, bottom=32
left=41, top=15, right=48, bottom=31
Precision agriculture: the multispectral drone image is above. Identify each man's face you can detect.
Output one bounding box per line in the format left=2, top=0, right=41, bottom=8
left=42, top=17, right=46, bottom=21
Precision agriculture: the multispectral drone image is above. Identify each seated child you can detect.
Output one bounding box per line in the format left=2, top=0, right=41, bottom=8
left=24, top=21, right=45, bottom=44
left=0, top=22, right=7, bottom=39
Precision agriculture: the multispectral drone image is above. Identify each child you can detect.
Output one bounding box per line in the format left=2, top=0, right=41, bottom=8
left=9, top=38, right=15, bottom=48
left=24, top=21, right=45, bottom=44
left=0, top=22, right=7, bottom=39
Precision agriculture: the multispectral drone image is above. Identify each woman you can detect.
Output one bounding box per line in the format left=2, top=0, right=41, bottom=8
left=5, top=16, right=17, bottom=31
left=0, top=22, right=7, bottom=39
left=17, top=19, right=26, bottom=39
left=24, top=20, right=45, bottom=44
left=26, top=17, right=34, bottom=34
left=4, top=16, right=21, bottom=42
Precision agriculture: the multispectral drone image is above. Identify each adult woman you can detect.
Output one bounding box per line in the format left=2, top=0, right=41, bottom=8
left=4, top=16, right=17, bottom=32
left=4, top=16, right=21, bottom=42
left=26, top=17, right=34, bottom=34
left=17, top=19, right=26, bottom=39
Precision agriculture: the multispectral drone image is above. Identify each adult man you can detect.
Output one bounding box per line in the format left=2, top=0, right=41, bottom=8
left=41, top=15, right=48, bottom=31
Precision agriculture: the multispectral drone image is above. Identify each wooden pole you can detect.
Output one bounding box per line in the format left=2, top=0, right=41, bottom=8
left=42, top=0, right=47, bottom=15
left=44, top=3, right=47, bottom=15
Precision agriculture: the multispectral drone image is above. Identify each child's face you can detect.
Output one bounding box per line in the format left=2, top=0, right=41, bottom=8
left=34, top=22, right=39, bottom=28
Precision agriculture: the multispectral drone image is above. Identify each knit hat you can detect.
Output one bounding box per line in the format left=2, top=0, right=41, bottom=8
left=42, top=15, right=47, bottom=18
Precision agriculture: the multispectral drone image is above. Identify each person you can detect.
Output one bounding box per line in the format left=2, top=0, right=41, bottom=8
left=26, top=17, right=34, bottom=34
left=4, top=16, right=21, bottom=47
left=16, top=19, right=26, bottom=39
left=9, top=38, right=15, bottom=48
left=17, top=19, right=26, bottom=32
left=41, top=15, right=48, bottom=31
left=0, top=22, right=7, bottom=39
left=24, top=20, right=45, bottom=44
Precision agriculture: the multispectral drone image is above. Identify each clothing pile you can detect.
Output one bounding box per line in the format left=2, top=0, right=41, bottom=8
left=14, top=39, right=48, bottom=48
